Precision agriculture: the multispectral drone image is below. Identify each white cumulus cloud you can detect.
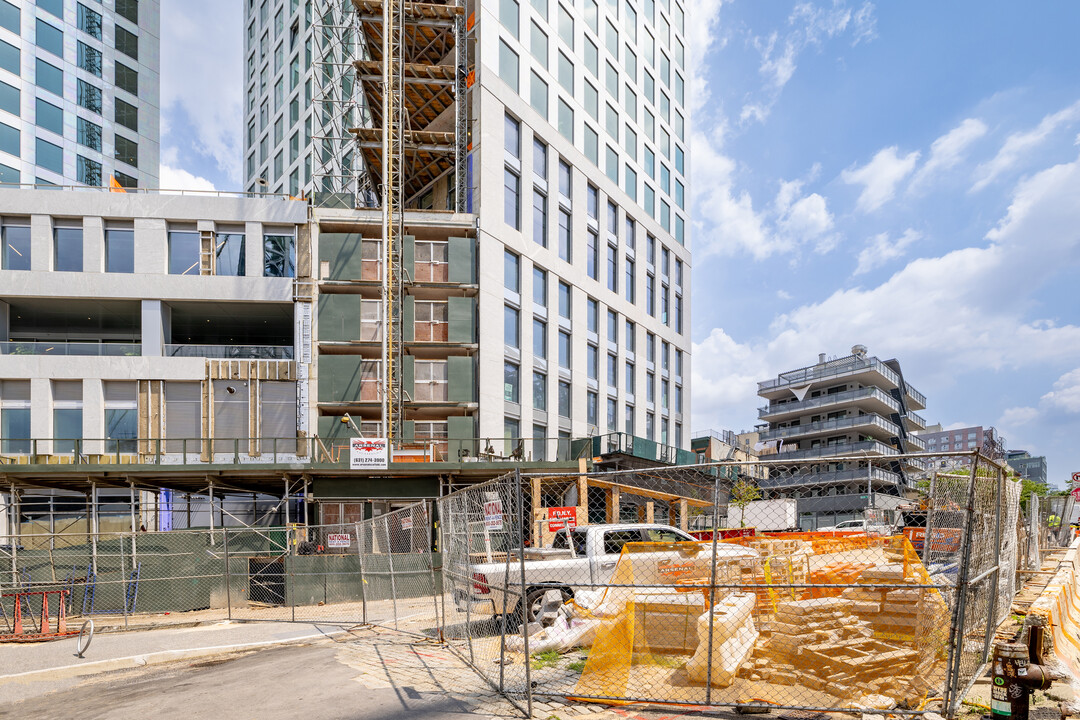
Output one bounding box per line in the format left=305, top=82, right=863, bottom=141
left=853, top=228, right=921, bottom=275
left=972, top=100, right=1080, bottom=192
left=1041, top=368, right=1080, bottom=414
left=842, top=146, right=920, bottom=213
left=909, top=118, right=988, bottom=191
left=160, top=165, right=217, bottom=193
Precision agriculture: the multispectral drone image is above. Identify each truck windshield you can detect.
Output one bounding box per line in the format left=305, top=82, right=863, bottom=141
left=644, top=528, right=691, bottom=542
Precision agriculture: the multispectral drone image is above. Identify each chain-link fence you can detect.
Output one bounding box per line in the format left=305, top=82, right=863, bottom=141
left=0, top=513, right=441, bottom=634
left=435, top=453, right=1020, bottom=717
left=437, top=472, right=532, bottom=715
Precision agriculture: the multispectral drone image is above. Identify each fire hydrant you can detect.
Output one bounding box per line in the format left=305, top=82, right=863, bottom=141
left=990, top=618, right=1057, bottom=720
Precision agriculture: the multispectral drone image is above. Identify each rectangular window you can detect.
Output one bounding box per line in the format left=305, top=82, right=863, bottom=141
left=1, top=406, right=31, bottom=454
left=646, top=273, right=655, bottom=316
left=558, top=99, right=574, bottom=142
left=504, top=168, right=520, bottom=229
left=625, top=259, right=635, bottom=303
left=585, top=37, right=598, bottom=76
left=116, top=0, right=138, bottom=24
left=504, top=249, right=520, bottom=291
left=530, top=71, right=549, bottom=118
left=78, top=41, right=103, bottom=77
left=606, top=145, right=618, bottom=183
left=587, top=343, right=598, bottom=379
left=499, top=40, right=519, bottom=91
left=76, top=155, right=101, bottom=186
left=533, top=372, right=547, bottom=411
left=54, top=226, right=83, bottom=272
left=500, top=0, right=519, bottom=34
left=607, top=309, right=618, bottom=343
left=533, top=137, right=547, bottom=178
left=587, top=298, right=598, bottom=333
left=646, top=371, right=655, bottom=402
left=504, top=361, right=520, bottom=403
left=36, top=18, right=63, bottom=57
left=559, top=160, right=572, bottom=199
left=558, top=209, right=571, bottom=262
left=104, top=381, right=137, bottom=453
left=78, top=3, right=102, bottom=39
left=54, top=401, right=83, bottom=454
left=532, top=189, right=547, bottom=247
left=533, top=317, right=547, bottom=359
left=558, top=51, right=574, bottom=92
left=115, top=25, right=139, bottom=60
left=558, top=3, right=574, bottom=45
left=584, top=125, right=598, bottom=164
left=263, top=234, right=296, bottom=277
left=78, top=79, right=103, bottom=114
left=0, top=121, right=20, bottom=158
left=36, top=98, right=63, bottom=135
left=114, top=134, right=138, bottom=168
left=607, top=397, right=617, bottom=431
left=606, top=244, right=617, bottom=292
left=35, top=137, right=63, bottom=174
left=1, top=223, right=31, bottom=270
left=558, top=330, right=571, bottom=369
left=504, top=304, right=520, bottom=348
left=105, top=228, right=134, bottom=273
left=168, top=230, right=200, bottom=275
left=531, top=21, right=548, bottom=66
left=0, top=39, right=18, bottom=76
left=587, top=391, right=598, bottom=427
left=0, top=1, right=16, bottom=34
left=625, top=405, right=634, bottom=435
left=215, top=233, right=246, bottom=276
left=607, top=353, right=617, bottom=387
left=533, top=266, right=547, bottom=306
left=558, top=380, right=571, bottom=418
left=0, top=79, right=17, bottom=115
left=558, top=281, right=571, bottom=319
left=586, top=229, right=598, bottom=279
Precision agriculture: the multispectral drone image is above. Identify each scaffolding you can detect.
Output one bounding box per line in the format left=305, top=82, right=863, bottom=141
left=312, top=0, right=469, bottom=439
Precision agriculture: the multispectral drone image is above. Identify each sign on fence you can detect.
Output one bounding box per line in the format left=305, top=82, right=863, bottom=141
left=350, top=438, right=388, bottom=469
left=327, top=533, right=351, bottom=548
left=547, top=506, right=577, bottom=531
left=903, top=526, right=962, bottom=552
left=484, top=493, right=504, bottom=530
left=401, top=516, right=413, bottom=530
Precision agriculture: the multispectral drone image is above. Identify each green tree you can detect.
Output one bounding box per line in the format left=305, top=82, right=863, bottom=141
left=730, top=479, right=762, bottom=528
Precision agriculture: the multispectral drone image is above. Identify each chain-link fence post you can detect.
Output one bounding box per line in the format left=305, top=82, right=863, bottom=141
left=382, top=517, right=398, bottom=630
left=288, top=524, right=296, bottom=623
left=224, top=526, right=233, bottom=621
left=982, top=464, right=1006, bottom=663
left=120, top=531, right=128, bottom=629
left=704, top=468, right=722, bottom=703
left=923, top=471, right=937, bottom=565
left=355, top=521, right=367, bottom=626
left=944, top=453, right=981, bottom=715
left=514, top=468, right=533, bottom=719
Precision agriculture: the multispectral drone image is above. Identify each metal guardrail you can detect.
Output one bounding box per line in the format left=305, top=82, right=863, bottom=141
left=0, top=181, right=302, bottom=201
left=757, top=413, right=900, bottom=443
left=0, top=341, right=140, bottom=356
left=164, top=344, right=294, bottom=360
left=758, top=386, right=902, bottom=419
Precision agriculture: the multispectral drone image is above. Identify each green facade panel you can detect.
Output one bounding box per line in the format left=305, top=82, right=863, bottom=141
left=403, top=295, right=415, bottom=342
left=448, top=236, right=476, bottom=284
left=319, top=232, right=365, bottom=280
left=447, top=415, right=476, bottom=460
left=403, top=235, right=415, bottom=279
left=318, top=355, right=365, bottom=403
left=402, top=355, right=415, bottom=398
left=446, top=356, right=474, bottom=402
left=317, top=294, right=358, bottom=342
left=447, top=296, right=476, bottom=343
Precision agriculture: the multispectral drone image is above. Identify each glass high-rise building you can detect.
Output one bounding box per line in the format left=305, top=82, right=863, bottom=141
left=0, top=0, right=159, bottom=188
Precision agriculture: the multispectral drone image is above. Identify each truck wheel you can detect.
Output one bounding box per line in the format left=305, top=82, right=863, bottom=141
left=518, top=586, right=572, bottom=626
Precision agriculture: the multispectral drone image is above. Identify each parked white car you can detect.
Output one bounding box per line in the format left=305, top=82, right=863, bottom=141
left=457, top=523, right=759, bottom=623
left=816, top=519, right=894, bottom=536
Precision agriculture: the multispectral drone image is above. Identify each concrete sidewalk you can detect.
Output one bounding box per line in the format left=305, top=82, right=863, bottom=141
left=0, top=620, right=351, bottom=690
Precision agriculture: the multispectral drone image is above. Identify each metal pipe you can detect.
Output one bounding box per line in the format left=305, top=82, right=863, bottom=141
left=90, top=482, right=98, bottom=576
left=128, top=481, right=138, bottom=569
left=223, top=521, right=232, bottom=621
left=704, top=470, right=723, bottom=704
left=9, top=483, right=17, bottom=587
left=355, top=521, right=367, bottom=626
left=983, top=465, right=1006, bottom=663
left=515, top=469, right=533, bottom=717
left=923, top=472, right=937, bottom=566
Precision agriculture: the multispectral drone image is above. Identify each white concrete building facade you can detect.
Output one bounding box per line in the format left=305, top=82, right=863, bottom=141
left=0, top=0, right=159, bottom=188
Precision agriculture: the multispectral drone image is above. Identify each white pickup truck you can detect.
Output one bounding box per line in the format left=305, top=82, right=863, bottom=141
left=457, top=523, right=758, bottom=623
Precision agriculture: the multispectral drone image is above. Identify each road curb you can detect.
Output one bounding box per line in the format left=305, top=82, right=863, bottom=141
left=0, top=628, right=350, bottom=687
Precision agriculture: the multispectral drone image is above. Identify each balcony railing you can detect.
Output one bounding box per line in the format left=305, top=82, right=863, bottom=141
left=758, top=413, right=900, bottom=443
left=164, top=344, right=294, bottom=360
left=770, top=440, right=900, bottom=462
left=759, top=466, right=904, bottom=488
left=0, top=341, right=141, bottom=356
left=758, top=355, right=900, bottom=392
left=905, top=410, right=928, bottom=429
left=906, top=385, right=927, bottom=408
left=758, top=386, right=901, bottom=420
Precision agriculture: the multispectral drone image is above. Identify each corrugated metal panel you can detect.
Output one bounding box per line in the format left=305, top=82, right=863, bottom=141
left=165, top=382, right=201, bottom=452
left=103, top=381, right=137, bottom=404
left=261, top=381, right=296, bottom=453
left=213, top=380, right=249, bottom=453
left=52, top=381, right=82, bottom=402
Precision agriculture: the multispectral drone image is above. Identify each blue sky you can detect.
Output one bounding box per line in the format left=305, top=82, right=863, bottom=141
left=160, top=1, right=1080, bottom=487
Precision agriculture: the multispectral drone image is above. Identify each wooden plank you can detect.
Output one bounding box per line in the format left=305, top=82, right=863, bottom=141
left=586, top=477, right=712, bottom=507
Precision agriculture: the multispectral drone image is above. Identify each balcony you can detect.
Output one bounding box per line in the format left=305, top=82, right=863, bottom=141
left=758, top=386, right=901, bottom=421
left=165, top=344, right=294, bottom=360
left=760, top=466, right=904, bottom=489
left=1, top=341, right=140, bottom=356
left=770, top=440, right=899, bottom=462
left=905, top=410, right=928, bottom=430
left=759, top=355, right=901, bottom=393
left=758, top=413, right=900, bottom=444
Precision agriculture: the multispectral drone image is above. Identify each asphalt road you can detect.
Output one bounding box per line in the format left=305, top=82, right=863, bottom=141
left=0, top=641, right=498, bottom=720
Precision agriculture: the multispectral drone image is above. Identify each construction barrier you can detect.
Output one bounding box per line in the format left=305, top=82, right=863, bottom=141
left=1028, top=537, right=1080, bottom=685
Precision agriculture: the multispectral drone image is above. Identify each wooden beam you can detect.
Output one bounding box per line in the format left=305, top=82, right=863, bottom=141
left=679, top=499, right=689, bottom=531
left=586, top=477, right=712, bottom=507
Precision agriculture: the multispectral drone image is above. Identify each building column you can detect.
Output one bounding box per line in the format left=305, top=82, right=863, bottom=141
left=141, top=300, right=166, bottom=357
left=83, top=379, right=105, bottom=455
left=0, top=299, right=8, bottom=341
left=245, top=222, right=263, bottom=277
left=30, top=215, right=51, bottom=272
left=30, top=378, right=51, bottom=454
left=84, top=216, right=105, bottom=272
